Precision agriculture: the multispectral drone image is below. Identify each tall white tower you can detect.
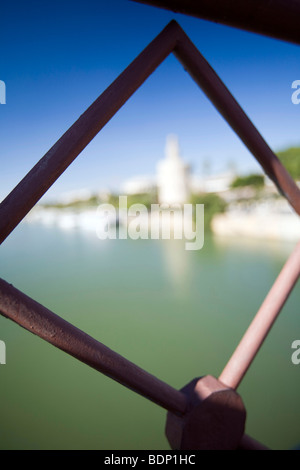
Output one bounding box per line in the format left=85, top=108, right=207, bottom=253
left=156, top=134, right=190, bottom=205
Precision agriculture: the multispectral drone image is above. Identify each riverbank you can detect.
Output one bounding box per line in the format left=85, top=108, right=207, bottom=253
left=211, top=197, right=300, bottom=242
left=24, top=193, right=300, bottom=243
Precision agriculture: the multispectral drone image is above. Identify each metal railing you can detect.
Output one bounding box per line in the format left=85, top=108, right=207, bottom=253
left=0, top=19, right=299, bottom=450
left=132, top=0, right=300, bottom=46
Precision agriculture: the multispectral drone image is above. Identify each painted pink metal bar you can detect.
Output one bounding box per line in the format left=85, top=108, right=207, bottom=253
left=219, top=240, right=300, bottom=390
left=0, top=278, right=187, bottom=415
left=0, top=18, right=299, bottom=449
left=0, top=20, right=179, bottom=245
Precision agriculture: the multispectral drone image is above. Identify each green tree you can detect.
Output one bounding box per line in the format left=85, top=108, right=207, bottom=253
left=190, top=193, right=227, bottom=231
left=230, top=174, right=265, bottom=189
left=277, top=147, right=300, bottom=180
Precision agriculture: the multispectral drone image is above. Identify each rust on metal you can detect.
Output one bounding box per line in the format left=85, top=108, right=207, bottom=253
left=173, top=28, right=300, bottom=215
left=166, top=375, right=246, bottom=450
left=238, top=434, right=269, bottom=451
left=0, top=17, right=299, bottom=449
left=219, top=239, right=300, bottom=390
left=132, top=0, right=300, bottom=45
left=0, top=278, right=187, bottom=415
left=1, top=21, right=300, bottom=245
left=0, top=20, right=179, bottom=245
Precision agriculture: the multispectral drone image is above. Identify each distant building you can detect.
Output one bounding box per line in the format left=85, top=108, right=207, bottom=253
left=120, top=175, right=156, bottom=195
left=191, top=171, right=235, bottom=194
left=156, top=134, right=191, bottom=205
left=56, top=188, right=93, bottom=204
left=120, top=134, right=235, bottom=201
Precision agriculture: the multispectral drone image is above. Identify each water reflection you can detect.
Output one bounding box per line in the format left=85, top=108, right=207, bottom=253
left=159, top=239, right=192, bottom=296
left=0, top=224, right=299, bottom=450
left=213, top=233, right=297, bottom=260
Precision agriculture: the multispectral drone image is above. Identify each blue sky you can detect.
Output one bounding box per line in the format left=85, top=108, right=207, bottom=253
left=1, top=0, right=300, bottom=202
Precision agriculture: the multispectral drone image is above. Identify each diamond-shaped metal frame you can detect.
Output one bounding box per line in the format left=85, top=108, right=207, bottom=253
left=0, top=20, right=299, bottom=450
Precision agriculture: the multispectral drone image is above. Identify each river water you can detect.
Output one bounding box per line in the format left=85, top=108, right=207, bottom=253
left=0, top=221, right=299, bottom=449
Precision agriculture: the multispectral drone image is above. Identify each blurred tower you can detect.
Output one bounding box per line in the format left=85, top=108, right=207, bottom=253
left=157, top=134, right=190, bottom=205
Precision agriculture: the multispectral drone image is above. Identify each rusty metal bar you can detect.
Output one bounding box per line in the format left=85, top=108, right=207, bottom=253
left=0, top=277, right=268, bottom=449
left=0, top=19, right=298, bottom=450
left=132, top=0, right=300, bottom=46
left=219, top=240, right=300, bottom=390
left=173, top=26, right=300, bottom=216
left=0, top=277, right=187, bottom=415
left=0, top=280, right=270, bottom=450
left=1, top=20, right=300, bottom=246
left=0, top=20, right=179, bottom=245
left=238, top=434, right=269, bottom=451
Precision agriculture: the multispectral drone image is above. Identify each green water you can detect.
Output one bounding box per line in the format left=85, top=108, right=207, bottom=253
left=0, top=222, right=299, bottom=450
